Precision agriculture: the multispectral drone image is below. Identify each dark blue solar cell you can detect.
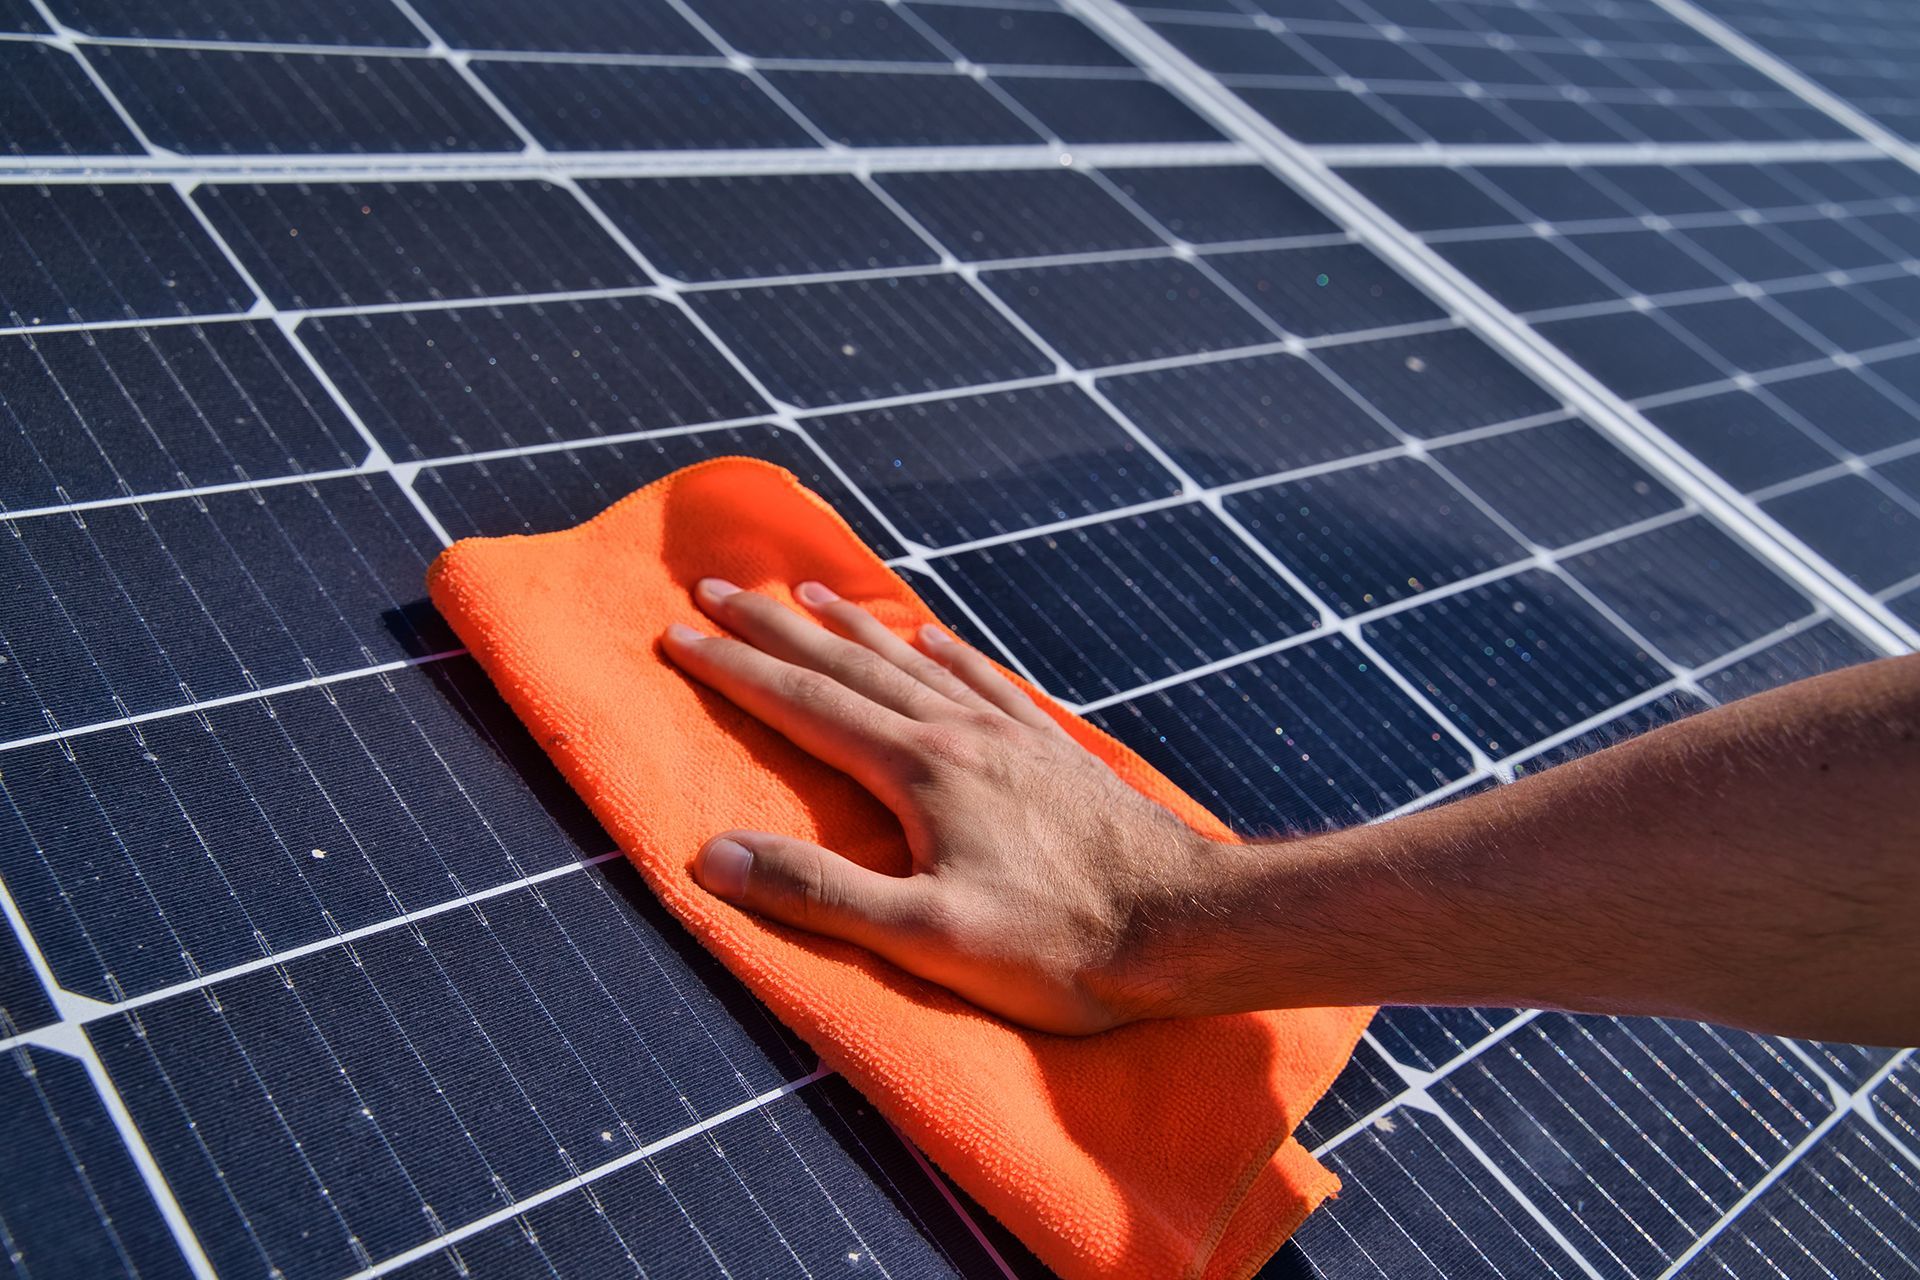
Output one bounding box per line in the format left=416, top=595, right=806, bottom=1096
left=1673, top=1120, right=1920, bottom=1277
left=1226, top=456, right=1528, bottom=617
left=0, top=320, right=365, bottom=511
left=1773, top=216, right=1902, bottom=272
left=1765, top=368, right=1919, bottom=455
left=1429, top=42, right=1550, bottom=87
left=584, top=174, right=936, bottom=283
left=1363, top=569, right=1666, bottom=757
left=1316, top=328, right=1560, bottom=438
left=416, top=421, right=900, bottom=556
left=807, top=382, right=1179, bottom=547
left=0, top=183, right=251, bottom=326
left=1272, top=1106, right=1584, bottom=1279
left=1295, top=1038, right=1401, bottom=1150
left=88, top=47, right=521, bottom=155
left=1436, top=418, right=1682, bottom=548
left=1536, top=311, right=1724, bottom=399
left=1588, top=165, right=1734, bottom=216
left=1699, top=619, right=1879, bottom=703
left=90, top=861, right=814, bottom=1280
left=875, top=168, right=1160, bottom=261
left=387, top=1078, right=1010, bottom=1280
left=1686, top=163, right=1820, bottom=211
left=1152, top=20, right=1323, bottom=76
left=984, top=257, right=1272, bottom=366
left=1434, top=1015, right=1832, bottom=1280
left=1238, top=85, right=1417, bottom=145
left=1641, top=390, right=1838, bottom=492
left=997, top=74, right=1225, bottom=144
left=50, top=0, right=426, bottom=43
left=1106, top=165, right=1339, bottom=245
left=407, top=0, right=711, bottom=52
left=1771, top=284, right=1915, bottom=353
left=0, top=0, right=48, bottom=30
left=301, top=295, right=766, bottom=461
left=475, top=61, right=816, bottom=151
left=1762, top=473, right=1920, bottom=592
left=915, top=4, right=1132, bottom=67
left=766, top=69, right=1040, bottom=146
left=1881, top=450, right=1920, bottom=504
left=934, top=504, right=1319, bottom=702
left=1087, top=636, right=1473, bottom=836
left=1796, top=1043, right=1898, bottom=1092
left=690, top=0, right=944, bottom=60
left=0, top=923, right=54, bottom=1033
left=1499, top=95, right=1634, bottom=144
left=1473, top=165, right=1635, bottom=223
left=1872, top=1058, right=1920, bottom=1150
left=0, top=476, right=452, bottom=741
left=689, top=273, right=1050, bottom=409
left=1435, top=234, right=1618, bottom=313
left=0, top=658, right=604, bottom=999
left=1099, top=351, right=1395, bottom=487
left=1678, top=223, right=1821, bottom=283
left=197, top=180, right=646, bottom=308
left=1559, top=228, right=1725, bottom=294
left=1664, top=297, right=1827, bottom=374
left=1509, top=689, right=1711, bottom=778
left=1564, top=517, right=1815, bottom=668
left=1377, top=90, right=1531, bottom=144
left=1297, top=32, right=1447, bottom=82
left=0, top=1046, right=193, bottom=1280
left=2, top=43, right=139, bottom=155
left=1863, top=277, right=1920, bottom=330
left=1208, top=242, right=1445, bottom=338
left=1368, top=1006, right=1521, bottom=1072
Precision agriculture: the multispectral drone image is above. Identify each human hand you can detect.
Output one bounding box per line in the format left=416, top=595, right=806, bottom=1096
left=659, top=578, right=1215, bottom=1034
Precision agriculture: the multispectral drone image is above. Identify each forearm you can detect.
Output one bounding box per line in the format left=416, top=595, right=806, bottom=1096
left=1141, top=655, right=1920, bottom=1044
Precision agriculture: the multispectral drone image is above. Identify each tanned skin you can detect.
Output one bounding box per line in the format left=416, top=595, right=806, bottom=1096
left=661, top=577, right=1920, bottom=1046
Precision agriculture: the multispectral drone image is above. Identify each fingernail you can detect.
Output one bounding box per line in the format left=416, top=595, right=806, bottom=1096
left=664, top=623, right=702, bottom=644
left=698, top=577, right=741, bottom=600
left=698, top=837, right=753, bottom=899
left=919, top=623, right=950, bottom=647
left=796, top=580, right=837, bottom=607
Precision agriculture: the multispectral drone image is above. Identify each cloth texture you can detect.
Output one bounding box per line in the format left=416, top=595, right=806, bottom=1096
left=426, top=456, right=1374, bottom=1280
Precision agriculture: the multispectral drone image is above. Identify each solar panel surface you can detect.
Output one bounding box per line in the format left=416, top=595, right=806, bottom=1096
left=0, top=0, right=1914, bottom=1276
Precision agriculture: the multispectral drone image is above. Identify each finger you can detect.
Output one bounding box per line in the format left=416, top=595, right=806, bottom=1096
left=794, top=581, right=997, bottom=715
left=662, top=622, right=918, bottom=796
left=917, top=624, right=1060, bottom=732
left=694, top=829, right=933, bottom=956
left=696, top=579, right=951, bottom=722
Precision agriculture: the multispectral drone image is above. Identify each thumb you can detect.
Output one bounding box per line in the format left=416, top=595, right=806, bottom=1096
left=693, top=830, right=929, bottom=951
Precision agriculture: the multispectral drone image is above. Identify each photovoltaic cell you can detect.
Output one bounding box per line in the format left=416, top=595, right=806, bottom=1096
left=994, top=74, right=1226, bottom=144
left=1315, top=328, right=1561, bottom=438
left=876, top=168, right=1163, bottom=261
left=692, top=0, right=945, bottom=62
left=763, top=69, right=1041, bottom=148
left=806, top=383, right=1180, bottom=547
left=689, top=273, right=1051, bottom=409
left=1, top=43, right=139, bottom=156
left=1431, top=418, right=1681, bottom=548
left=0, top=320, right=365, bottom=510
left=1761, top=473, right=1920, bottom=593
left=0, top=183, right=251, bottom=326
left=1362, top=569, right=1667, bottom=757
left=86, top=47, right=524, bottom=155
left=1508, top=689, right=1711, bottom=777
left=1087, top=637, right=1475, bottom=836
left=1698, top=619, right=1880, bottom=704
left=1292, top=1038, right=1400, bottom=1150
left=983, top=257, right=1274, bottom=366
left=474, top=61, right=819, bottom=153
left=195, top=180, right=648, bottom=308
left=299, top=295, right=767, bottom=461
left=1205, top=241, right=1447, bottom=338
left=1098, top=351, right=1396, bottom=487
left=1106, top=165, right=1341, bottom=245
left=934, top=503, right=1319, bottom=702
left=48, top=0, right=427, bottom=45
left=1368, top=1006, right=1520, bottom=1073
left=1225, top=456, right=1528, bottom=617
left=909, top=4, right=1132, bottom=68
left=405, top=0, right=712, bottom=54
left=0, top=477, right=452, bottom=740
left=584, top=174, right=939, bottom=283
left=0, top=1047, right=193, bottom=1280
left=415, top=421, right=902, bottom=556
left=0, top=925, right=54, bottom=1034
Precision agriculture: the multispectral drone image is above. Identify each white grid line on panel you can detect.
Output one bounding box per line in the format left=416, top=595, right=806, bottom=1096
left=1311, top=139, right=1892, bottom=167
left=1064, top=0, right=1917, bottom=655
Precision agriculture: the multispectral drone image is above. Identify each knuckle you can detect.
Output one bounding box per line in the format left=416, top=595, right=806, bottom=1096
left=908, top=723, right=977, bottom=771
left=773, top=665, right=832, bottom=707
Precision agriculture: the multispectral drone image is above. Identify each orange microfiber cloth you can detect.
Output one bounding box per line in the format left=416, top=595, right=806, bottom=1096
left=426, top=457, right=1374, bottom=1280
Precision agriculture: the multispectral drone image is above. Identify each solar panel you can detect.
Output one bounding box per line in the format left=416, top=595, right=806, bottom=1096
left=0, top=0, right=1914, bottom=1277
